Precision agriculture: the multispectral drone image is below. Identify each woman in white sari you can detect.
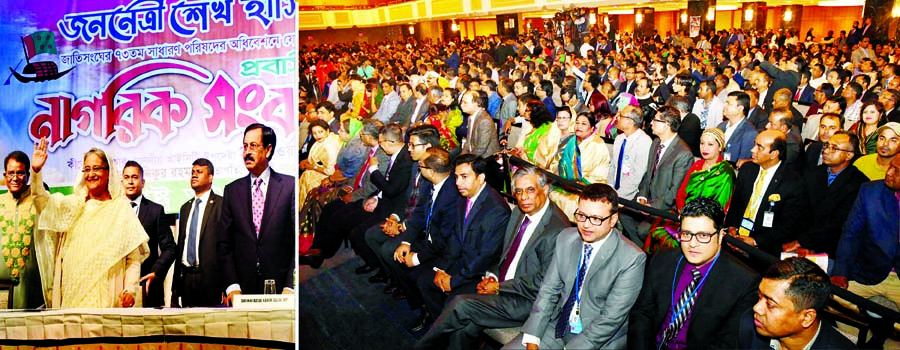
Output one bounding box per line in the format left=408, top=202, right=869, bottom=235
left=35, top=148, right=149, bottom=308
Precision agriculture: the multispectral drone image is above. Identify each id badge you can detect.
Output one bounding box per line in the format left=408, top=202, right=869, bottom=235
left=763, top=211, right=774, bottom=228
left=570, top=310, right=583, bottom=334
left=723, top=152, right=732, bottom=161
left=740, top=218, right=754, bottom=236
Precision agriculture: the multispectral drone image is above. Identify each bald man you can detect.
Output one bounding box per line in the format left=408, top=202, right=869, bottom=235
left=726, top=130, right=807, bottom=259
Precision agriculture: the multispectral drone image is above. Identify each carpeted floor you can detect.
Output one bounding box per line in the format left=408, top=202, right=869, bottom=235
left=297, top=247, right=421, bottom=350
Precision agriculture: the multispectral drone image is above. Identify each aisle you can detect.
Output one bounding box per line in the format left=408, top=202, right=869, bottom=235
left=297, top=248, right=419, bottom=350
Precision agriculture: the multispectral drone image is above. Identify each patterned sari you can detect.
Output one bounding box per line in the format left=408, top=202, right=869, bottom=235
left=643, top=158, right=736, bottom=253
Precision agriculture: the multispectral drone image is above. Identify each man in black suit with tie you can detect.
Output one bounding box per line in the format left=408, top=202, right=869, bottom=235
left=669, top=96, right=702, bottom=158
left=219, top=123, right=295, bottom=305
left=361, top=125, right=440, bottom=284
left=630, top=197, right=760, bottom=349
left=122, top=161, right=177, bottom=308
left=415, top=167, right=569, bottom=349
left=738, top=258, right=855, bottom=349
left=417, top=154, right=511, bottom=321
left=726, top=130, right=807, bottom=259
left=745, top=89, right=770, bottom=131
left=389, top=147, right=461, bottom=331
left=172, top=158, right=223, bottom=307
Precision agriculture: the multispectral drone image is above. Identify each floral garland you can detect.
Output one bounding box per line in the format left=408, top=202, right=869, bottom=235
left=0, top=209, right=34, bottom=281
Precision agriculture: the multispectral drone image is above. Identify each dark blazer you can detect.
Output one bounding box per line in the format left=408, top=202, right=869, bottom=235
left=367, top=146, right=414, bottom=218
left=679, top=113, right=702, bottom=158
left=795, top=85, right=815, bottom=104
left=437, top=185, right=511, bottom=288
left=638, top=136, right=694, bottom=211
left=629, top=248, right=760, bottom=350
left=137, top=196, right=177, bottom=307
left=718, top=118, right=758, bottom=163
left=804, top=142, right=823, bottom=174
left=173, top=191, right=223, bottom=307
left=218, top=168, right=296, bottom=294
left=492, top=202, right=569, bottom=301
left=746, top=107, right=769, bottom=131
left=833, top=181, right=900, bottom=285
left=886, top=108, right=900, bottom=123
left=758, top=61, right=799, bottom=111
left=390, top=96, right=415, bottom=128
left=400, top=177, right=461, bottom=264
left=798, top=165, right=868, bottom=257
left=725, top=162, right=807, bottom=257
left=737, top=308, right=856, bottom=349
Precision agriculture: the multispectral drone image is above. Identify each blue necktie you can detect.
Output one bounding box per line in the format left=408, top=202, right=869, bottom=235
left=555, top=244, right=594, bottom=338
left=615, top=138, right=627, bottom=190
left=187, top=198, right=201, bottom=266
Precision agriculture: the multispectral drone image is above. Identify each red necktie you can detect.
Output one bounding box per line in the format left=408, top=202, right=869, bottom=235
left=354, top=149, right=376, bottom=190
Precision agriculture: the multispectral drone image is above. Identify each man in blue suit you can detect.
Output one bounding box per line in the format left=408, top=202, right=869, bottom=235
left=218, top=123, right=295, bottom=305
left=417, top=154, right=511, bottom=321
left=718, top=91, right=758, bottom=169
left=832, top=155, right=900, bottom=311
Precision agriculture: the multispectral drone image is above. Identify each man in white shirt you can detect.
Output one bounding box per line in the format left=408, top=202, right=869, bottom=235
left=608, top=105, right=652, bottom=244
left=172, top=158, right=223, bottom=307
left=692, top=80, right=725, bottom=129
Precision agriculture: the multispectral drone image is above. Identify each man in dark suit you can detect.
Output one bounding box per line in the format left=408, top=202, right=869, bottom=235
left=122, top=160, right=176, bottom=308
left=794, top=71, right=815, bottom=104
left=416, top=154, right=511, bottom=320
left=630, top=198, right=760, bottom=350
left=766, top=108, right=804, bottom=173
left=172, top=158, right=223, bottom=307
left=726, top=130, right=807, bottom=258
left=757, top=57, right=800, bottom=112
left=804, top=114, right=843, bottom=173
left=745, top=89, right=770, bottom=131
left=739, top=258, right=856, bottom=350
left=340, top=123, right=414, bottom=277
left=362, top=125, right=439, bottom=283
left=831, top=155, right=900, bottom=311
left=219, top=123, right=295, bottom=304
left=389, top=148, right=461, bottom=331
left=459, top=90, right=500, bottom=158
left=415, top=167, right=568, bottom=349
left=719, top=91, right=759, bottom=168
left=507, top=184, right=645, bottom=350
left=669, top=96, right=702, bottom=158
left=618, top=67, right=637, bottom=95
left=784, top=132, right=868, bottom=272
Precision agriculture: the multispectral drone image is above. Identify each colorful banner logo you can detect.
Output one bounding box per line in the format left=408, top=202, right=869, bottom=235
left=0, top=0, right=298, bottom=212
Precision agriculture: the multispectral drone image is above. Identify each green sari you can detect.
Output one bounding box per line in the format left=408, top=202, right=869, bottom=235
left=523, top=122, right=552, bottom=163
left=643, top=159, right=736, bottom=253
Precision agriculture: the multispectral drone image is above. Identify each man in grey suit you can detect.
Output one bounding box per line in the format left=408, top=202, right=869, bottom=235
left=415, top=166, right=569, bottom=350
left=460, top=90, right=500, bottom=158
left=497, top=78, right=519, bottom=131
left=390, top=83, right=416, bottom=128
left=505, top=183, right=646, bottom=350
left=635, top=105, right=694, bottom=241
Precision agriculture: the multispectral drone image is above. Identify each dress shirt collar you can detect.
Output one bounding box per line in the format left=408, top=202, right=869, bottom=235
left=250, top=166, right=271, bottom=187
left=195, top=189, right=211, bottom=203
left=432, top=176, right=448, bottom=200
left=130, top=194, right=143, bottom=212
left=524, top=199, right=551, bottom=224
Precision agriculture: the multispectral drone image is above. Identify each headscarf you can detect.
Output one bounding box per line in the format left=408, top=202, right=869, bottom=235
left=702, top=127, right=726, bottom=149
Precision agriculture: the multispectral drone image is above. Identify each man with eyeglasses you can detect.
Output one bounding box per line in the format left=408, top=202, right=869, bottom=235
left=219, top=123, right=295, bottom=306
left=630, top=197, right=759, bottom=350
left=362, top=125, right=440, bottom=291
left=415, top=166, right=568, bottom=349
left=0, top=139, right=49, bottom=309
left=784, top=132, right=868, bottom=274
left=508, top=183, right=645, bottom=350
left=619, top=67, right=637, bottom=95
left=853, top=122, right=900, bottom=180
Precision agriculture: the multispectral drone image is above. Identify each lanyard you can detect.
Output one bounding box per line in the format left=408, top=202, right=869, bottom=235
left=666, top=254, right=719, bottom=327
left=574, top=246, right=591, bottom=309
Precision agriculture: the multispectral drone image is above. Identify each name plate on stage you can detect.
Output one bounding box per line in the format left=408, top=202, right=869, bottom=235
left=233, top=294, right=295, bottom=309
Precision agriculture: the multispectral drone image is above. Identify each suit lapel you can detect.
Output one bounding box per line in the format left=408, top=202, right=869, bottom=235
left=461, top=189, right=486, bottom=239
left=584, top=230, right=619, bottom=281
left=199, top=194, right=218, bottom=241
left=138, top=198, right=149, bottom=225
left=500, top=210, right=527, bottom=264
left=259, top=172, right=283, bottom=240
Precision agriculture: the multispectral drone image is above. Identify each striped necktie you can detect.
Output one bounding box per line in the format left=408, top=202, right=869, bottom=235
left=662, top=269, right=702, bottom=345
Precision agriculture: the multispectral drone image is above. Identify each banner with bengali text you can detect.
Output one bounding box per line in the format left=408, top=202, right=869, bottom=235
left=0, top=0, right=298, bottom=213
